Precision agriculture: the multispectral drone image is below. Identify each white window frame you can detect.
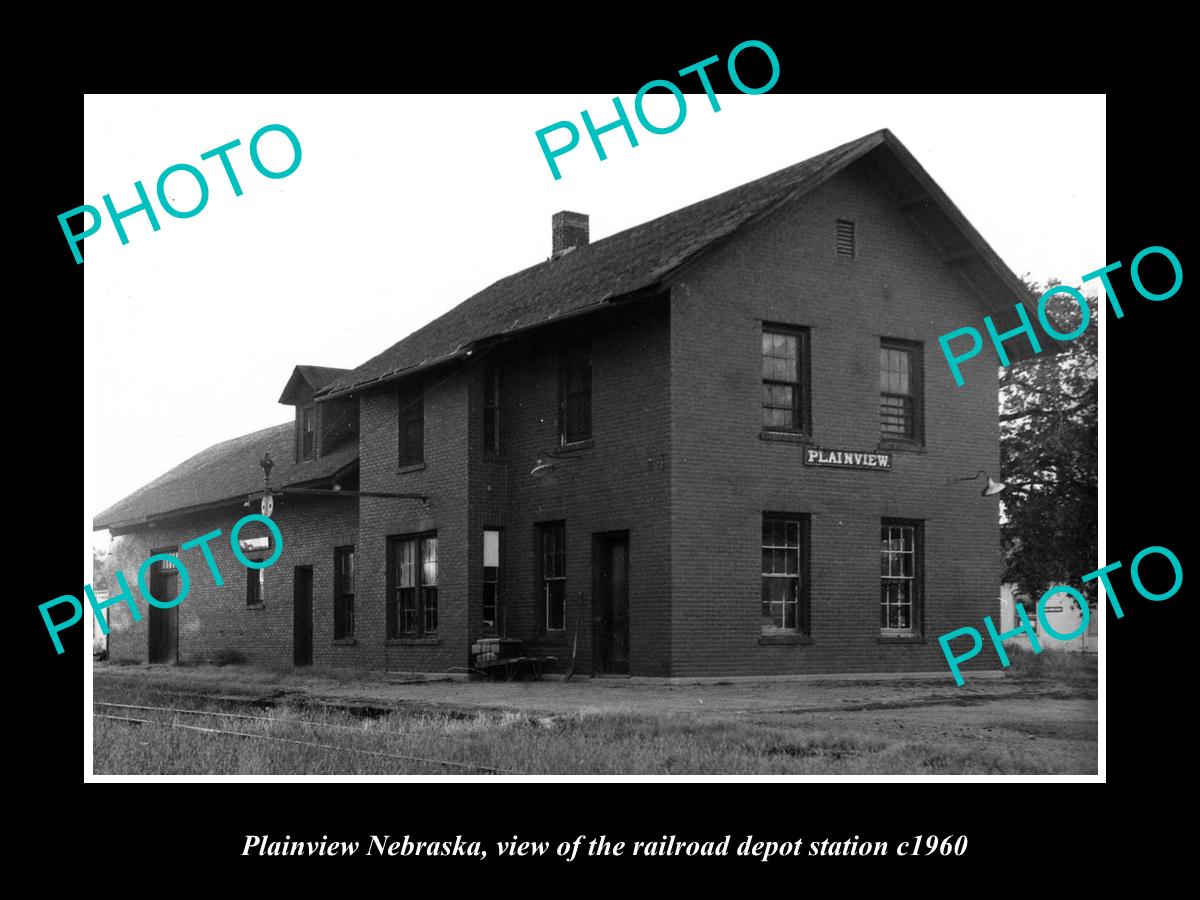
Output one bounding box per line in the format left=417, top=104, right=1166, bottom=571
left=880, top=522, right=919, bottom=636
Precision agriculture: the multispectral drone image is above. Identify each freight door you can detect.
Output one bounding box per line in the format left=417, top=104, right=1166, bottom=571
left=147, top=557, right=179, bottom=664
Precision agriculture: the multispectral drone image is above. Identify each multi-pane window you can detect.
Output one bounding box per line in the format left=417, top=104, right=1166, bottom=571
left=239, top=537, right=268, bottom=606
left=389, top=533, right=437, bottom=637
left=300, top=404, right=316, bottom=461
left=761, top=514, right=809, bottom=635
left=398, top=382, right=424, bottom=466
left=482, top=529, right=500, bottom=632
left=334, top=546, right=355, bottom=639
left=560, top=344, right=592, bottom=445
left=762, top=326, right=809, bottom=432
left=483, top=366, right=500, bottom=454
left=880, top=521, right=920, bottom=635
left=539, top=522, right=566, bottom=631
left=880, top=340, right=922, bottom=442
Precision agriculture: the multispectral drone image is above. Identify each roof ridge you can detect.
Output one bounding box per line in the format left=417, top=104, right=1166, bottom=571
left=316, top=129, right=890, bottom=399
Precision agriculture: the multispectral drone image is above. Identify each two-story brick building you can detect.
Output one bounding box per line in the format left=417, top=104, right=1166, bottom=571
left=94, top=129, right=1026, bottom=678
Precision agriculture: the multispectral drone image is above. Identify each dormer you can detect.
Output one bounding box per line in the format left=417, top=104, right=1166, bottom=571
left=278, top=365, right=357, bottom=463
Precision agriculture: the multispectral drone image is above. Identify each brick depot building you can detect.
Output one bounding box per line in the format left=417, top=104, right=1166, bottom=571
left=94, top=129, right=1025, bottom=678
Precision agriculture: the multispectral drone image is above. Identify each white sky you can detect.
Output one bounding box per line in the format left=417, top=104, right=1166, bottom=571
left=84, top=93, right=1105, bottom=534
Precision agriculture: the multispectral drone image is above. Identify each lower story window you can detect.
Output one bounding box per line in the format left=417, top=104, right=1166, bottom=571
left=761, top=514, right=809, bottom=635
left=246, top=568, right=262, bottom=606
left=483, top=529, right=500, bottom=632
left=389, top=533, right=438, bottom=637
left=880, top=520, right=921, bottom=635
left=539, top=521, right=566, bottom=631
left=239, top=535, right=270, bottom=606
left=334, top=546, right=355, bottom=639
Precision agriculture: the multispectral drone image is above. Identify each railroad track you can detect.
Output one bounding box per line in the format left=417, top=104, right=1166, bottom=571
left=93, top=700, right=514, bottom=775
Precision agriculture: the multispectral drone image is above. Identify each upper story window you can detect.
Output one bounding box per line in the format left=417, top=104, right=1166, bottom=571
left=560, top=343, right=591, bottom=445
left=483, top=365, right=500, bottom=454
left=398, top=381, right=424, bottom=467
left=298, top=404, right=316, bottom=462
left=880, top=339, right=923, bottom=444
left=762, top=325, right=810, bottom=434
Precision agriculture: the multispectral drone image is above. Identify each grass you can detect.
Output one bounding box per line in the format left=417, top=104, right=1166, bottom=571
left=1001, top=644, right=1097, bottom=683
left=93, top=664, right=1098, bottom=775
left=94, top=705, right=1070, bottom=775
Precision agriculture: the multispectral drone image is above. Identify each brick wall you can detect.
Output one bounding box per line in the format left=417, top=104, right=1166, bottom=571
left=103, top=162, right=1002, bottom=680
left=667, top=163, right=1001, bottom=676
left=106, top=495, right=357, bottom=667
left=357, top=371, right=470, bottom=673
left=462, top=303, right=673, bottom=676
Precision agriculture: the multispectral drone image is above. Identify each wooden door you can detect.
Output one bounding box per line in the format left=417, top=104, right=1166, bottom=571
left=147, top=561, right=179, bottom=664
left=595, top=533, right=630, bottom=674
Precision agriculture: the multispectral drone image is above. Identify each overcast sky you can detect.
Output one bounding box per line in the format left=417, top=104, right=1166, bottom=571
left=84, top=93, right=1105, bottom=543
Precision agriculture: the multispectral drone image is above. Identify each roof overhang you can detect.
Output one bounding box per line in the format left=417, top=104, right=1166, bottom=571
left=96, top=459, right=360, bottom=535
left=314, top=348, right=473, bottom=401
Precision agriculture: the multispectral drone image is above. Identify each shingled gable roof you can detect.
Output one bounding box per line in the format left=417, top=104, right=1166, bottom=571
left=94, top=362, right=361, bottom=531
left=94, top=422, right=359, bottom=532
left=316, top=127, right=1032, bottom=401
left=278, top=365, right=352, bottom=405
left=93, top=422, right=359, bottom=532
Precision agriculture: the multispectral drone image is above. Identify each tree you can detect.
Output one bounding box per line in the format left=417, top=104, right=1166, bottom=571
left=92, top=545, right=115, bottom=594
left=999, top=280, right=1098, bottom=604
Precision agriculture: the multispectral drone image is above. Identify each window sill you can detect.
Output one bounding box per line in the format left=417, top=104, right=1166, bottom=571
left=386, top=637, right=441, bottom=646
left=758, top=634, right=813, bottom=646
left=332, top=637, right=357, bottom=646
left=553, top=439, right=594, bottom=455
left=397, top=462, right=427, bottom=474
left=878, top=442, right=926, bottom=454
left=877, top=635, right=926, bottom=644
left=246, top=604, right=265, bottom=611
left=759, top=430, right=811, bottom=444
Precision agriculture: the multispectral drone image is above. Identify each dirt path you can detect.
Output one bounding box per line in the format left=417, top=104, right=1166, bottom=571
left=92, top=664, right=1098, bottom=774
left=92, top=662, right=1093, bottom=719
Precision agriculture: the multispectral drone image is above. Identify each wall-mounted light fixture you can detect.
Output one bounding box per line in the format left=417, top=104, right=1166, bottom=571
left=530, top=448, right=586, bottom=479
left=948, top=470, right=1007, bottom=497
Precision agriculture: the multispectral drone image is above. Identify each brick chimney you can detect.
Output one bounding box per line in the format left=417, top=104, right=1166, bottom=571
left=552, top=211, right=589, bottom=257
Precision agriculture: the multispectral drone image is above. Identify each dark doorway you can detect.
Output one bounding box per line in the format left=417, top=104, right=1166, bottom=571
left=294, top=566, right=313, bottom=667
left=594, top=532, right=630, bottom=674
left=147, top=557, right=179, bottom=664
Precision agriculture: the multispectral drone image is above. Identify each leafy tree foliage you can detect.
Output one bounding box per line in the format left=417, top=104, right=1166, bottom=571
left=1000, top=281, right=1098, bottom=603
